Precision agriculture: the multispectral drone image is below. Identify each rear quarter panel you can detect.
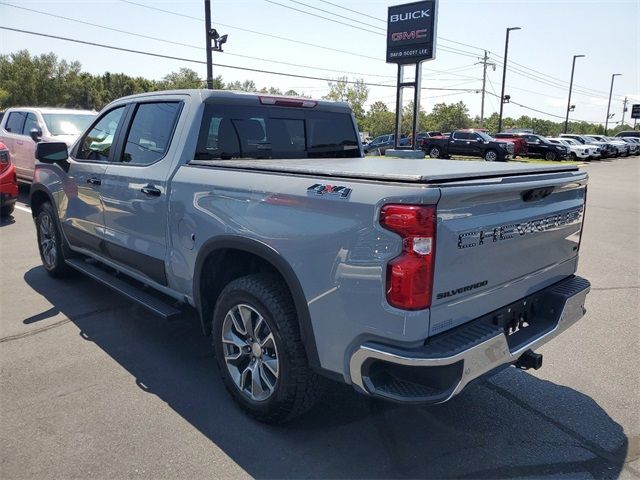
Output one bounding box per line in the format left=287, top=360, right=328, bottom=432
left=168, top=165, right=440, bottom=379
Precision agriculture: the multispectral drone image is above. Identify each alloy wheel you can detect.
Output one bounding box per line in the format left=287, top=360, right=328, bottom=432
left=221, top=304, right=279, bottom=402
left=39, top=213, right=57, bottom=268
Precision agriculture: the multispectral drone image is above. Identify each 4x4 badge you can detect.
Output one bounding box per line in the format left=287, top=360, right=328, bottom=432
left=307, top=184, right=352, bottom=199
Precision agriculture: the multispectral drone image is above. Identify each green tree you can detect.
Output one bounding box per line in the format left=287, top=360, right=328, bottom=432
left=160, top=68, right=204, bottom=89
left=400, top=101, right=429, bottom=135
left=323, top=77, right=369, bottom=127
left=226, top=80, right=257, bottom=92
left=426, top=101, right=472, bottom=132
left=363, top=101, right=395, bottom=137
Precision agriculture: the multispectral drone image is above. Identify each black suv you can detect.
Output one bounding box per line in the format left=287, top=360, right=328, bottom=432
left=495, top=133, right=568, bottom=160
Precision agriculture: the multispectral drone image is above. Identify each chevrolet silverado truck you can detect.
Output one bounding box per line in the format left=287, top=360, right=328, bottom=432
left=30, top=90, right=590, bottom=423
left=422, top=129, right=515, bottom=161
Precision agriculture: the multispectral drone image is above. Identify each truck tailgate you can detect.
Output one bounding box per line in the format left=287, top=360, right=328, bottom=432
left=430, top=170, right=587, bottom=335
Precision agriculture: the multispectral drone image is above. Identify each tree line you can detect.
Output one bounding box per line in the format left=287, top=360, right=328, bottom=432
left=1, top=50, right=631, bottom=138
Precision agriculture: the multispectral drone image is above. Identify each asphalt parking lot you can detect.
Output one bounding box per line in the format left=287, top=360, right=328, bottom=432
left=1, top=157, right=638, bottom=479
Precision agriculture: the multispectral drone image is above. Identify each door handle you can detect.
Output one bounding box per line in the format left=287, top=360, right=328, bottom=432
left=86, top=177, right=101, bottom=186
left=141, top=184, right=161, bottom=197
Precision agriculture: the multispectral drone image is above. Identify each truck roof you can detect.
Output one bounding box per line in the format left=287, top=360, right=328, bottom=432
left=3, top=107, right=96, bottom=115
left=106, top=89, right=351, bottom=112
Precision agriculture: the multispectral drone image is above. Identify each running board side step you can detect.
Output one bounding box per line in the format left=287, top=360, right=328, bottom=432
left=65, top=258, right=183, bottom=320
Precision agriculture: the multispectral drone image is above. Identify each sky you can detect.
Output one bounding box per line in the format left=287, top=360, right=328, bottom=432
left=1, top=0, right=639, bottom=126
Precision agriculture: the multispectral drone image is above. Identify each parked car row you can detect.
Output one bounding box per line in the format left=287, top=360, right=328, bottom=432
left=363, top=128, right=640, bottom=162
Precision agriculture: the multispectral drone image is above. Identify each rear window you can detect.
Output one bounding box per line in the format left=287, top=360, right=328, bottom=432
left=195, top=104, right=359, bottom=160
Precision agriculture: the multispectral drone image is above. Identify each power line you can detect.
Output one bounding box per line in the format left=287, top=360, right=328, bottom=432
left=0, top=2, right=399, bottom=80
left=117, top=0, right=383, bottom=62
left=114, top=0, right=482, bottom=80
left=0, top=26, right=481, bottom=94
left=287, top=0, right=385, bottom=31
left=264, top=0, right=481, bottom=60
left=263, top=0, right=384, bottom=36
left=317, top=0, right=386, bottom=24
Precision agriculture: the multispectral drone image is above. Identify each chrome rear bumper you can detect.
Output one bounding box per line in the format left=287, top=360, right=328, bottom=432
left=349, top=276, right=590, bottom=404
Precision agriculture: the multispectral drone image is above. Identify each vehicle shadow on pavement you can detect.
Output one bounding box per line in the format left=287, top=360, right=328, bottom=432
left=24, top=267, right=631, bottom=479
left=1, top=214, right=16, bottom=227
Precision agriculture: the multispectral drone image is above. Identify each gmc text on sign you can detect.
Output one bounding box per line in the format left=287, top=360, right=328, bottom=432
left=386, top=0, right=438, bottom=64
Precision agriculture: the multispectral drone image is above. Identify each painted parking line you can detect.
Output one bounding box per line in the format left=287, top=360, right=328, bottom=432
left=14, top=204, right=32, bottom=214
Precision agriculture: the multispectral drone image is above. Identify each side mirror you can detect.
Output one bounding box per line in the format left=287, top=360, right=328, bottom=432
left=30, top=128, right=43, bottom=142
left=36, top=142, right=68, bottom=164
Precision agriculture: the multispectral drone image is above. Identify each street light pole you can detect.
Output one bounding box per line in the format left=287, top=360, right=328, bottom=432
left=564, top=54, right=585, bottom=134
left=204, top=0, right=214, bottom=89
left=498, top=27, right=521, bottom=133
left=604, top=73, right=621, bottom=135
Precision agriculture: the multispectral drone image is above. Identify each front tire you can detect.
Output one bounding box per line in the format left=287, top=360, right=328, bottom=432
left=212, top=274, right=323, bottom=423
left=484, top=149, right=498, bottom=162
left=428, top=146, right=441, bottom=158
left=545, top=151, right=558, bottom=161
left=35, top=202, right=72, bottom=277
left=570, top=152, right=577, bottom=160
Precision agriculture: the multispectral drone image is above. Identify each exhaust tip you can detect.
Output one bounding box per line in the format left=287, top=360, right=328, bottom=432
left=515, top=349, right=543, bottom=370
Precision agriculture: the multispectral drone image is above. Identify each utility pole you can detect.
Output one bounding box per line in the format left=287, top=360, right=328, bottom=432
left=621, top=96, right=628, bottom=128
left=204, top=0, right=214, bottom=89
left=564, top=54, right=585, bottom=134
left=476, top=51, right=495, bottom=128
left=498, top=27, right=521, bottom=133
left=604, top=73, right=621, bottom=135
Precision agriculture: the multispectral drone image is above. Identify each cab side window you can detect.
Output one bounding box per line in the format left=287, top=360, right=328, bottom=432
left=76, top=106, right=125, bottom=161
left=23, top=113, right=39, bottom=135
left=121, top=102, right=181, bottom=165
left=5, top=112, right=26, bottom=134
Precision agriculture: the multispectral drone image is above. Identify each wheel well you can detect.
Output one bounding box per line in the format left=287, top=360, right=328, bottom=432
left=30, top=190, right=50, bottom=217
left=198, top=248, right=290, bottom=336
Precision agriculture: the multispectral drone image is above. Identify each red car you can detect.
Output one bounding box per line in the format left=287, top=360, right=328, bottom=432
left=493, top=133, right=529, bottom=157
left=0, top=141, right=18, bottom=217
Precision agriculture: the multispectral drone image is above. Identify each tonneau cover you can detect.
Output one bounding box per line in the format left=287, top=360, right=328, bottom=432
left=190, top=157, right=579, bottom=183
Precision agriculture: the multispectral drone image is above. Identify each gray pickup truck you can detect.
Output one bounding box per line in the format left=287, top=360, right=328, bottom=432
left=30, top=90, right=590, bottom=423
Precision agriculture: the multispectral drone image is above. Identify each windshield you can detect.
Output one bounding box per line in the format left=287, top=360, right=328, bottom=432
left=562, top=139, right=576, bottom=145
left=476, top=131, right=494, bottom=142
left=196, top=104, right=360, bottom=160
left=42, top=113, right=95, bottom=136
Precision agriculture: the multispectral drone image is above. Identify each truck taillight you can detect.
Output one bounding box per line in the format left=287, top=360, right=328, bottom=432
left=380, top=204, right=436, bottom=310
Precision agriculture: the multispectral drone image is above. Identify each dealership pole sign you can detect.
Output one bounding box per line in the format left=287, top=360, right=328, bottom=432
left=387, top=1, right=438, bottom=151
left=631, top=104, right=640, bottom=119
left=387, top=0, right=438, bottom=64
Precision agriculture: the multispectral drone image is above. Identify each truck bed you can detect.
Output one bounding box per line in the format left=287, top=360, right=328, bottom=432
left=189, top=157, right=578, bottom=183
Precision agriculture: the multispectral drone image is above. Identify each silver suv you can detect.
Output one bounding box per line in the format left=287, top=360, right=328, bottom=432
left=0, top=107, right=95, bottom=181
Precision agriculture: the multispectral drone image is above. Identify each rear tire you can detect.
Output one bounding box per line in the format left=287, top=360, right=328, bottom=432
left=428, top=146, right=441, bottom=158
left=212, top=274, right=324, bottom=423
left=35, top=202, right=73, bottom=277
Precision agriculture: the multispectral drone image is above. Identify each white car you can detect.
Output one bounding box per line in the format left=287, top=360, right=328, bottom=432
left=0, top=107, right=96, bottom=181
left=584, top=135, right=630, bottom=157
left=614, top=137, right=639, bottom=156
left=547, top=137, right=599, bottom=160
